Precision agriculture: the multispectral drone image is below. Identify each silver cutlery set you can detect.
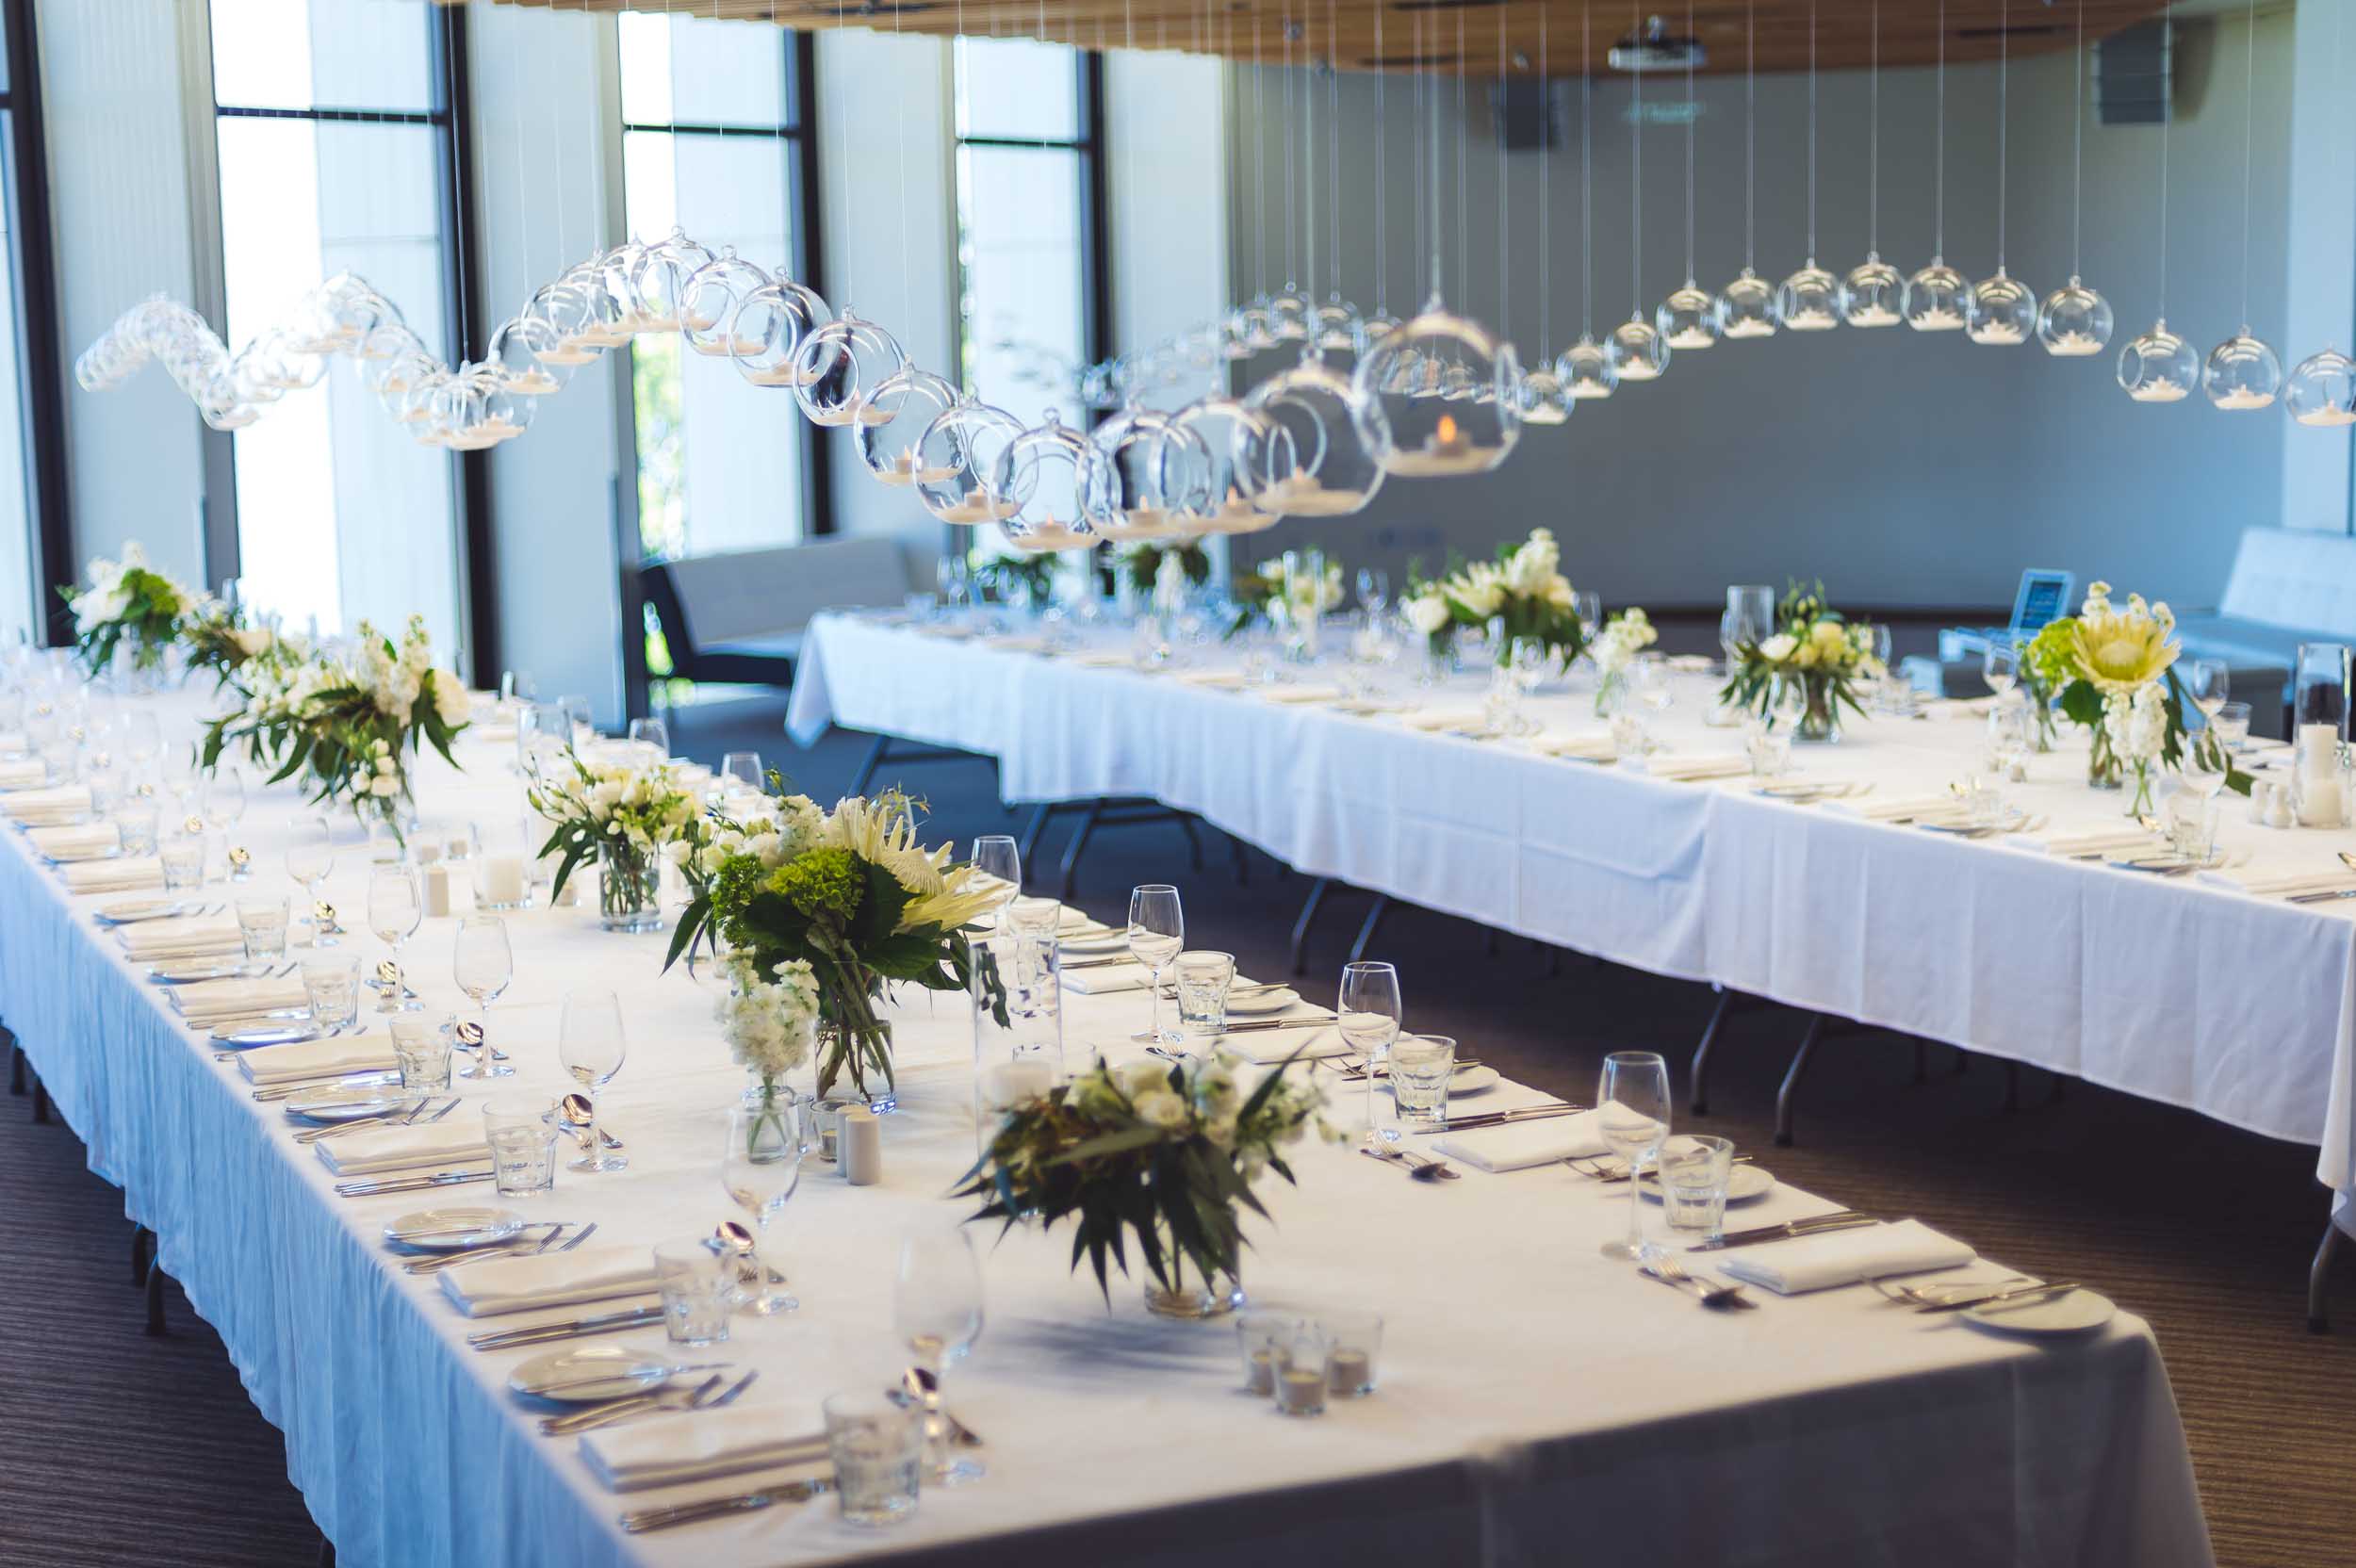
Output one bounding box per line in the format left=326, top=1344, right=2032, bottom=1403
left=293, top=1095, right=457, bottom=1144
left=541, top=1369, right=760, bottom=1436
left=401, top=1221, right=597, bottom=1276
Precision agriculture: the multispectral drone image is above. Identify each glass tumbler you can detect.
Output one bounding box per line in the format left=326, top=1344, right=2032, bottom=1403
left=483, top=1097, right=561, bottom=1198
left=301, top=955, right=361, bottom=1032
left=236, top=896, right=288, bottom=967
left=1658, top=1135, right=1736, bottom=1241
left=1172, top=950, right=1235, bottom=1038
left=823, top=1390, right=924, bottom=1527
left=389, top=1016, right=453, bottom=1091
left=1321, top=1311, right=1384, bottom=1396
left=159, top=834, right=205, bottom=891
left=114, top=804, right=159, bottom=857
left=1386, top=1035, right=1457, bottom=1127
left=653, top=1238, right=735, bottom=1347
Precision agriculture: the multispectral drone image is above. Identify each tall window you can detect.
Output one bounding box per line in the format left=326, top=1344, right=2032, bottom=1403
left=617, top=12, right=813, bottom=563
left=952, top=38, right=1101, bottom=423
left=0, top=4, right=47, bottom=641
left=207, top=0, right=464, bottom=644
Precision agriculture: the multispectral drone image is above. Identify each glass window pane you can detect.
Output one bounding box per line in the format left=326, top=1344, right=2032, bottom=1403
left=621, top=12, right=787, bottom=130
left=0, top=121, right=35, bottom=638
left=957, top=144, right=1086, bottom=417
left=212, top=0, right=434, bottom=113
left=955, top=38, right=1079, bottom=142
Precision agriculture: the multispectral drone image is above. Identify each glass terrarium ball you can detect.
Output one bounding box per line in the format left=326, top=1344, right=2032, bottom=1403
left=1518, top=364, right=1573, bottom=426
left=1313, top=295, right=1361, bottom=355
left=855, top=368, right=961, bottom=488
left=1351, top=298, right=1522, bottom=478
left=2036, top=276, right=2114, bottom=357
left=793, top=311, right=908, bottom=426
left=1171, top=396, right=1288, bottom=533
left=1606, top=316, right=1670, bottom=382
left=994, top=413, right=1117, bottom=547
left=915, top=396, right=1028, bottom=524
left=1355, top=309, right=1400, bottom=355
left=2202, top=331, right=2283, bottom=411
left=630, top=229, right=713, bottom=334
left=1091, top=404, right=1209, bottom=540
left=1776, top=262, right=1845, bottom=333
left=577, top=249, right=644, bottom=344
left=519, top=280, right=601, bottom=367
left=469, top=366, right=535, bottom=446
left=2117, top=319, right=2200, bottom=403
left=679, top=249, right=774, bottom=358
left=1559, top=336, right=1618, bottom=400
left=564, top=264, right=633, bottom=350
left=1267, top=287, right=1314, bottom=344
left=1903, top=258, right=1969, bottom=333
left=1716, top=269, right=1778, bottom=340
left=1842, top=253, right=1906, bottom=328
left=1237, top=295, right=1280, bottom=353
left=487, top=317, right=564, bottom=397
left=2285, top=347, right=2356, bottom=429
left=1964, top=270, right=2037, bottom=347
left=724, top=277, right=826, bottom=389
left=1657, top=283, right=1721, bottom=351
left=1244, top=353, right=1384, bottom=516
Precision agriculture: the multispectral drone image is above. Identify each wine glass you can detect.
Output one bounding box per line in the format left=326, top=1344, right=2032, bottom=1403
left=1597, top=1052, right=1672, bottom=1260
left=452, top=914, right=515, bottom=1080
left=120, top=710, right=161, bottom=774
left=558, top=694, right=594, bottom=745
left=721, top=1101, right=802, bottom=1314
left=558, top=988, right=628, bottom=1173
left=895, top=1223, right=987, bottom=1484
left=366, top=865, right=423, bottom=1013
left=2184, top=659, right=2229, bottom=721
left=205, top=765, right=246, bottom=882
left=1983, top=642, right=2020, bottom=702
left=285, top=817, right=336, bottom=947
left=971, top=834, right=1021, bottom=924
left=1354, top=567, right=1391, bottom=617
left=2179, top=735, right=2230, bottom=862
left=1336, top=960, right=1404, bottom=1142
left=720, top=750, right=765, bottom=792
left=1127, top=884, right=1185, bottom=1049
left=627, top=716, right=670, bottom=759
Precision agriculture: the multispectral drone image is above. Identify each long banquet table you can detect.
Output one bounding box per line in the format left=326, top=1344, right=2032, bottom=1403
left=8, top=684, right=2215, bottom=1566
left=788, top=612, right=2356, bottom=1250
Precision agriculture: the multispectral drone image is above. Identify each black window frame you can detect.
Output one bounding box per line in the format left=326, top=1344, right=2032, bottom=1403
left=0, top=0, right=73, bottom=645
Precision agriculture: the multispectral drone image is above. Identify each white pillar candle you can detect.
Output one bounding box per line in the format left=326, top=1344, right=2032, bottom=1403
left=477, top=855, right=525, bottom=906
left=840, top=1106, right=883, bottom=1185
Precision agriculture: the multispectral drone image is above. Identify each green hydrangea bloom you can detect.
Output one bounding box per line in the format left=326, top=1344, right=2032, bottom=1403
left=768, top=846, right=861, bottom=923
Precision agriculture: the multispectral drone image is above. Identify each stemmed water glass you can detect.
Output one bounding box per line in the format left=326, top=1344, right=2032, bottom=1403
left=2184, top=660, right=2229, bottom=723
left=1984, top=642, right=2020, bottom=702
left=452, top=914, right=515, bottom=1080
left=1127, top=884, right=1185, bottom=1048
left=895, top=1224, right=987, bottom=1484
left=721, top=1101, right=801, bottom=1314
left=627, top=716, right=670, bottom=759
left=1337, top=960, right=1404, bottom=1142
left=1597, top=1052, right=1672, bottom=1260
left=205, top=765, right=246, bottom=880
left=972, top=834, right=1022, bottom=925
left=558, top=694, right=595, bottom=745
left=720, top=750, right=765, bottom=792
left=285, top=817, right=336, bottom=947
left=366, top=865, right=423, bottom=1012
left=559, top=988, right=628, bottom=1172
left=1722, top=585, right=1774, bottom=674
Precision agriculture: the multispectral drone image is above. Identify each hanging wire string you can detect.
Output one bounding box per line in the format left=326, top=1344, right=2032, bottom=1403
left=1328, top=0, right=1341, bottom=305
left=1413, top=10, right=1426, bottom=302
left=895, top=0, right=912, bottom=325
left=1497, top=9, right=1508, bottom=331
left=1806, top=0, right=1819, bottom=262
left=2069, top=0, right=2084, bottom=278
left=1301, top=8, right=1317, bottom=312
left=1867, top=0, right=1879, bottom=254
left=2236, top=0, right=2254, bottom=324
left=832, top=0, right=855, bottom=307
left=1282, top=7, right=1295, bottom=291
left=1995, top=0, right=2008, bottom=272
left=1254, top=16, right=1268, bottom=300
left=441, top=0, right=472, bottom=354
left=1683, top=0, right=1696, bottom=284
left=1456, top=8, right=1468, bottom=308
left=1374, top=3, right=1386, bottom=315
left=1429, top=11, right=1444, bottom=298
left=1579, top=7, right=1594, bottom=336
left=1933, top=0, right=1946, bottom=260
left=2157, top=5, right=2171, bottom=317
left=1537, top=8, right=1550, bottom=352
left=1628, top=0, right=1642, bottom=314
left=1743, top=0, right=1756, bottom=272
left=509, top=16, right=531, bottom=317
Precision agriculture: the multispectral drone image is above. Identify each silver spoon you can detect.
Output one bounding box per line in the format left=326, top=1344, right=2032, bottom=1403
left=558, top=1091, right=624, bottom=1150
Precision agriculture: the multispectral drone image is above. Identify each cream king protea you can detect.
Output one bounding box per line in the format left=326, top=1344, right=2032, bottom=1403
left=2027, top=581, right=2250, bottom=800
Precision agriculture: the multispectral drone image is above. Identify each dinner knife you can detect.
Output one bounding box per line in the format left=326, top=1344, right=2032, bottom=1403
left=334, top=1169, right=494, bottom=1199
left=2287, top=887, right=2356, bottom=905
left=619, top=1479, right=831, bottom=1534
left=254, top=1070, right=401, bottom=1102
left=1684, top=1212, right=1878, bottom=1251
left=1415, top=1102, right=1580, bottom=1134
left=468, top=1304, right=666, bottom=1351
left=1213, top=1015, right=1336, bottom=1034
left=1915, top=1280, right=2082, bottom=1314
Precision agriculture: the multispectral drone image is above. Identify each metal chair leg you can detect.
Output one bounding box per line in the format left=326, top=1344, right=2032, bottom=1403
left=1288, top=877, right=1333, bottom=976
left=1773, top=1013, right=1827, bottom=1147
left=1689, top=986, right=1735, bottom=1117
left=1056, top=802, right=1104, bottom=900
left=847, top=734, right=890, bottom=797
left=318, top=1540, right=336, bottom=1568
left=143, top=1255, right=167, bottom=1336
left=1347, top=894, right=1392, bottom=966
left=2309, top=1217, right=2344, bottom=1333
left=7, top=1033, right=21, bottom=1096
left=1176, top=816, right=1205, bottom=874
left=1016, top=803, right=1055, bottom=869
left=1228, top=832, right=1251, bottom=886
left=2004, top=1060, right=2021, bottom=1112
left=132, top=1225, right=153, bottom=1288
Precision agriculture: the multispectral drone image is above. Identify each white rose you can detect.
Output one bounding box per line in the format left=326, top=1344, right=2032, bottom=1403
left=1404, top=594, right=1450, bottom=636
left=431, top=670, right=471, bottom=727
left=368, top=775, right=399, bottom=797
left=1758, top=633, right=1798, bottom=663
left=1134, top=1089, right=1189, bottom=1130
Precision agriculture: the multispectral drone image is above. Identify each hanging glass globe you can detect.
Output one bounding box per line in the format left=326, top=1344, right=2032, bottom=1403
left=1351, top=297, right=1521, bottom=478
left=2117, top=319, right=2199, bottom=403
left=1964, top=269, right=2037, bottom=346
left=1355, top=309, right=1400, bottom=355
left=630, top=229, right=714, bottom=334
left=1716, top=269, right=1778, bottom=340
left=2035, top=276, right=2114, bottom=357
left=994, top=411, right=1117, bottom=548
left=580, top=249, right=645, bottom=343
left=465, top=363, right=535, bottom=446
left=2202, top=330, right=2283, bottom=411
left=1559, top=337, right=1617, bottom=400
left=1091, top=403, right=1210, bottom=540
left=2285, top=347, right=2356, bottom=428
left=354, top=318, right=417, bottom=364
left=1313, top=294, right=1361, bottom=355
left=1518, top=364, right=1573, bottom=426
left=679, top=249, right=773, bottom=358
left=1267, top=286, right=1314, bottom=344
left=1244, top=352, right=1384, bottom=516
left=1776, top=261, right=1844, bottom=333
left=1903, top=257, right=1969, bottom=332
left=486, top=317, right=564, bottom=397
left=1606, top=316, right=1670, bottom=382
left=855, top=368, right=961, bottom=487
left=1842, top=253, right=1906, bottom=327
left=725, top=278, right=826, bottom=389
left=521, top=279, right=605, bottom=367
left=1170, top=397, right=1288, bottom=534
left=792, top=309, right=906, bottom=426
left=1657, top=282, right=1721, bottom=351
left=915, top=395, right=1028, bottom=524
left=1232, top=294, right=1280, bottom=355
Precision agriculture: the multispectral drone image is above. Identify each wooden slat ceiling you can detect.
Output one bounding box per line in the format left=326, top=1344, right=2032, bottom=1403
left=466, top=1, right=2179, bottom=74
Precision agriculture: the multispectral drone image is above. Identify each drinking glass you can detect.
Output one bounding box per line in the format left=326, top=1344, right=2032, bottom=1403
left=515, top=703, right=565, bottom=778
left=1337, top=960, right=1404, bottom=1141
left=721, top=1102, right=802, bottom=1313
left=1986, top=702, right=2034, bottom=778
left=627, top=716, right=671, bottom=759
left=1172, top=950, right=1235, bottom=1039
left=285, top=818, right=337, bottom=947
left=1573, top=588, right=1603, bottom=644
left=558, top=989, right=628, bottom=1172
left=2183, top=659, right=2229, bottom=719
left=236, top=896, right=288, bottom=969
left=1355, top=567, right=1392, bottom=616
left=1723, top=585, right=1774, bottom=670
left=159, top=831, right=205, bottom=891
left=1127, top=884, right=1185, bottom=1047
left=301, top=955, right=361, bottom=1035
left=2213, top=701, right=2253, bottom=751
left=499, top=669, right=535, bottom=705
left=367, top=865, right=423, bottom=1012
left=971, top=833, right=1022, bottom=913
left=483, top=1097, right=559, bottom=1197
left=652, top=1239, right=734, bottom=1347
left=1659, top=1135, right=1735, bottom=1241
left=1320, top=1311, right=1383, bottom=1396
left=120, top=710, right=161, bottom=773
left=1596, top=1051, right=1672, bottom=1260
left=558, top=694, right=595, bottom=745
left=895, top=1224, right=987, bottom=1483
left=1274, top=1323, right=1332, bottom=1415
left=203, top=765, right=245, bottom=833
left=1746, top=726, right=1792, bottom=780
left=452, top=914, right=515, bottom=1080
left=389, top=1015, right=453, bottom=1091
left=720, top=750, right=765, bottom=792
left=1387, top=1035, right=1456, bottom=1127
left=1983, top=642, right=2019, bottom=700
left=824, top=1391, right=924, bottom=1527
left=2179, top=743, right=2230, bottom=859
left=114, top=803, right=159, bottom=857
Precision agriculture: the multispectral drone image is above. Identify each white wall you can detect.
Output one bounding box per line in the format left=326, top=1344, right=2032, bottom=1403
left=1106, top=49, right=1226, bottom=412
left=2280, top=0, right=2355, bottom=533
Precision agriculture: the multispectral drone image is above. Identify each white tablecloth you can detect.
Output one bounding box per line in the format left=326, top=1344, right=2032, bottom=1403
left=788, top=614, right=2356, bottom=1239
left=8, top=686, right=2213, bottom=1566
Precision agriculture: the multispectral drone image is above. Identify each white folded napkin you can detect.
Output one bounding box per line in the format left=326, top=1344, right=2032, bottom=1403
left=1062, top=962, right=1152, bottom=995
left=468, top=725, right=519, bottom=745
left=0, top=784, right=90, bottom=820
left=172, top=973, right=308, bottom=1024
left=1714, top=1217, right=1975, bottom=1295
left=1258, top=683, right=1346, bottom=705
left=2200, top=868, right=2356, bottom=899
left=1175, top=669, right=1246, bottom=690
left=2006, top=827, right=2163, bottom=857
left=1070, top=651, right=1131, bottom=668
left=60, top=857, right=162, bottom=894
left=1665, top=655, right=1716, bottom=674
left=437, top=1244, right=663, bottom=1319
left=117, top=917, right=243, bottom=960
left=1433, top=1109, right=1610, bottom=1172
left=1534, top=734, right=1617, bottom=761
left=1823, top=793, right=1956, bottom=823
left=1400, top=707, right=1490, bottom=732
left=236, top=1035, right=399, bottom=1086
left=1214, top=1024, right=1351, bottom=1065
left=980, top=634, right=1049, bottom=654
left=0, top=758, right=45, bottom=790
left=1643, top=755, right=1750, bottom=783
left=580, top=1404, right=827, bottom=1493
left=314, top=1122, right=492, bottom=1176
left=29, top=822, right=121, bottom=859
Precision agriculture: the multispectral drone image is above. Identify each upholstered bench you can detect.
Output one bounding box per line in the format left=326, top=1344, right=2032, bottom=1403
left=640, top=536, right=929, bottom=688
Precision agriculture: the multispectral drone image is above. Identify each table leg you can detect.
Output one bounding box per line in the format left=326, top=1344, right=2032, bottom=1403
left=29, top=1070, right=46, bottom=1125
left=2310, top=1217, right=2344, bottom=1334
left=847, top=733, right=891, bottom=797
left=1056, top=802, right=1104, bottom=900
left=131, top=1224, right=153, bottom=1288
left=1016, top=803, right=1055, bottom=869
left=1348, top=895, right=1392, bottom=966
left=5, top=1023, right=20, bottom=1096
left=1228, top=831, right=1251, bottom=886
left=1773, top=1013, right=1826, bottom=1147
left=1176, top=816, right=1205, bottom=873
left=1690, top=986, right=1735, bottom=1117
left=143, top=1254, right=167, bottom=1336
left=1288, top=877, right=1333, bottom=976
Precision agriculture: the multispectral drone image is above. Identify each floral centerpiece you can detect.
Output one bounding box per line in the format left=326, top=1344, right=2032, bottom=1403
left=528, top=748, right=708, bottom=933
left=1399, top=527, right=1584, bottom=669
left=971, top=550, right=1057, bottom=611
left=1719, top=583, right=1883, bottom=743
left=60, top=542, right=192, bottom=681
left=178, top=598, right=284, bottom=690
left=714, top=952, right=823, bottom=1135
left=1589, top=607, right=1659, bottom=714
left=1226, top=554, right=1344, bottom=639
left=669, top=792, right=997, bottom=1108
left=1117, top=539, right=1211, bottom=596
left=951, top=1052, right=1335, bottom=1317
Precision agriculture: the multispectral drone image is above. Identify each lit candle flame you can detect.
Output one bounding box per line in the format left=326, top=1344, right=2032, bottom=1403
left=1435, top=414, right=1460, bottom=443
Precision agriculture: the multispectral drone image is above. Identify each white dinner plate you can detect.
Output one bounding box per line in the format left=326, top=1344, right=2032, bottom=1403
left=1222, top=986, right=1301, bottom=1016
left=95, top=897, right=188, bottom=924
left=1060, top=932, right=1131, bottom=956
left=1960, top=1287, right=2117, bottom=1336
left=1441, top=1064, right=1500, bottom=1097
left=280, top=1084, right=411, bottom=1122
left=508, top=1347, right=679, bottom=1403
left=383, top=1207, right=526, bottom=1252
left=1639, top=1164, right=1777, bottom=1204
left=149, top=959, right=254, bottom=984
left=1919, top=808, right=2028, bottom=836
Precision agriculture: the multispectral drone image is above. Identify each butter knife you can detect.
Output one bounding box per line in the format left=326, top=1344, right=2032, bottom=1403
left=620, top=1479, right=831, bottom=1534
left=1418, top=1102, right=1579, bottom=1134
left=1685, top=1212, right=1877, bottom=1251
left=254, top=1070, right=401, bottom=1102
left=468, top=1304, right=666, bottom=1351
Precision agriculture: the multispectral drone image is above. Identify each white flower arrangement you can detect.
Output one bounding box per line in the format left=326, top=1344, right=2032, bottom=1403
left=61, top=542, right=193, bottom=676
left=1402, top=528, right=1584, bottom=665
left=715, top=953, right=823, bottom=1084
left=528, top=748, right=708, bottom=921
left=1591, top=608, right=1658, bottom=678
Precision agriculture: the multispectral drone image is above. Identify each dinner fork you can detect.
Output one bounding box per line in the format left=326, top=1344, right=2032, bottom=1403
left=1641, top=1252, right=1756, bottom=1310
left=402, top=1221, right=575, bottom=1275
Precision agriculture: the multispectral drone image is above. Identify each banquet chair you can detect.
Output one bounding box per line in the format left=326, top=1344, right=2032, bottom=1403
left=642, top=537, right=929, bottom=694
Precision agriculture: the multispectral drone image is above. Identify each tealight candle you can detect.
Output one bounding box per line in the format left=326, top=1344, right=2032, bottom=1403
left=1247, top=1348, right=1281, bottom=1396
left=1275, top=1366, right=1327, bottom=1417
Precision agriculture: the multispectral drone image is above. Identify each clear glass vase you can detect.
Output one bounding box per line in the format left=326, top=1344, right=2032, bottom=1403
left=818, top=1017, right=898, bottom=1114
left=1142, top=1229, right=1242, bottom=1319
left=1794, top=675, right=1841, bottom=743
left=598, top=841, right=664, bottom=933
